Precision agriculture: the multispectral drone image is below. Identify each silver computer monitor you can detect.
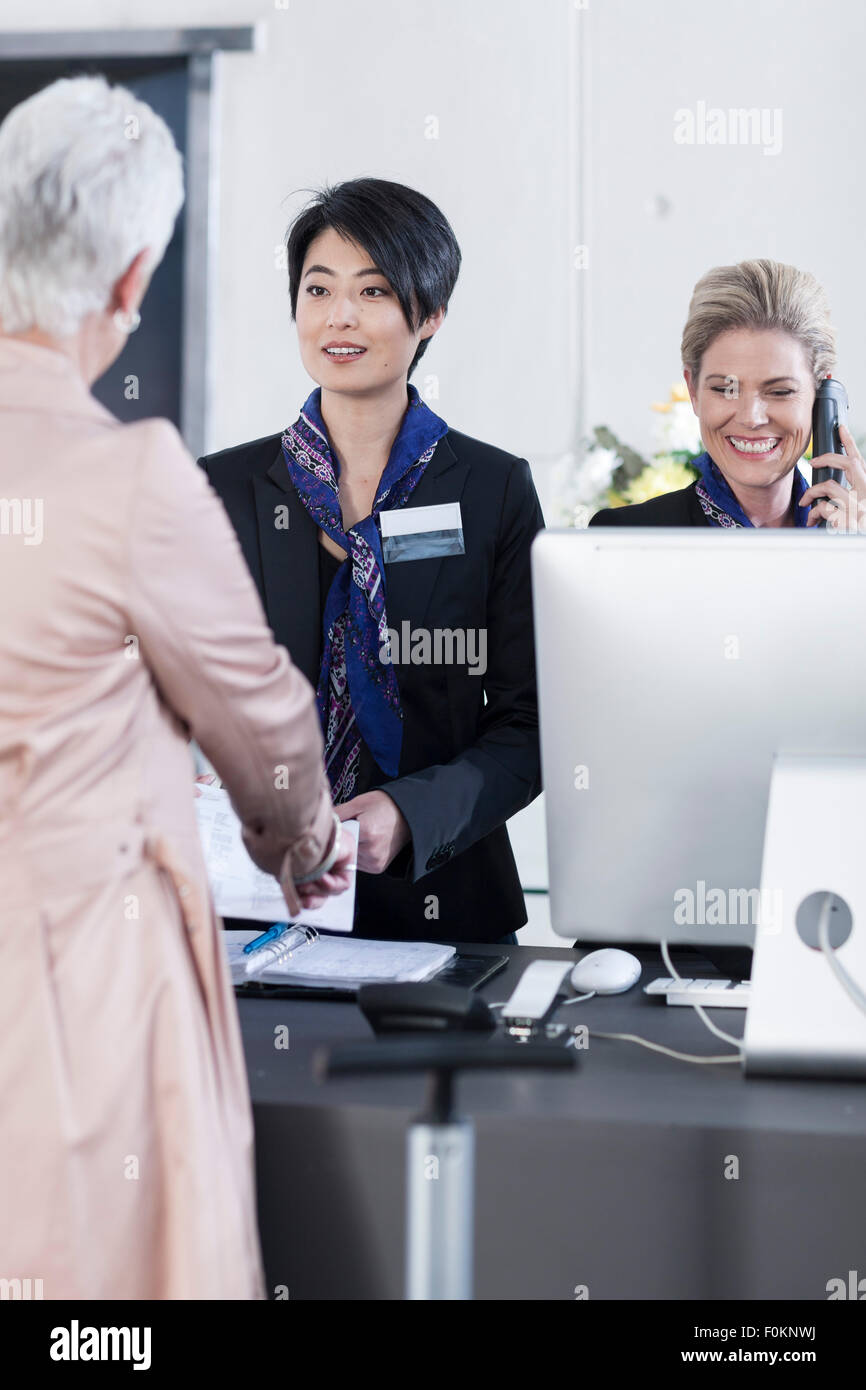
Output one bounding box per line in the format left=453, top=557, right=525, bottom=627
left=532, top=528, right=866, bottom=950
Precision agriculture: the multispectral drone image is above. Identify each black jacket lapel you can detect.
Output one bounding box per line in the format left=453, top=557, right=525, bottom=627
left=253, top=448, right=321, bottom=685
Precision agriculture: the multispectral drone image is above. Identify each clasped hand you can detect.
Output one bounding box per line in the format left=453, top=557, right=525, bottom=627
left=193, top=777, right=410, bottom=908
left=801, top=422, right=866, bottom=531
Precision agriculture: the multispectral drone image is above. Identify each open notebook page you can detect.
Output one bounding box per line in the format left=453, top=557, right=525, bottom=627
left=225, top=929, right=455, bottom=988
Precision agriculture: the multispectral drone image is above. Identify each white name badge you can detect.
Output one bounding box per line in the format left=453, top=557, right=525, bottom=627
left=379, top=501, right=465, bottom=563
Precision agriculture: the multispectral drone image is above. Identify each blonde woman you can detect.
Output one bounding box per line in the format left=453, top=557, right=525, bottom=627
left=591, top=258, right=866, bottom=530
left=0, top=76, right=352, bottom=1299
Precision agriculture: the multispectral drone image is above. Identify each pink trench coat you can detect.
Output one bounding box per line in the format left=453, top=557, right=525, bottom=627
left=0, top=338, right=336, bottom=1299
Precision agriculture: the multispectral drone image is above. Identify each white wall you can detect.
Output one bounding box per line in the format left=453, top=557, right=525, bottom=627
left=586, top=0, right=865, bottom=461
left=3, top=0, right=859, bottom=495
left=0, top=0, right=581, bottom=520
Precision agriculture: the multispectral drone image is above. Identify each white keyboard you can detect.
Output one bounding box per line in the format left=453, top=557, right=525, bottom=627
left=645, top=976, right=751, bottom=1009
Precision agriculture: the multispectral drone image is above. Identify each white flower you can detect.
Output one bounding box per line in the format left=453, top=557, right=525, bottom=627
left=572, top=446, right=619, bottom=504
left=651, top=401, right=701, bottom=457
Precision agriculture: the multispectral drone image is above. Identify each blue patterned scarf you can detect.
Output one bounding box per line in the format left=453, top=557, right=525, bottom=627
left=695, top=452, right=811, bottom=527
left=281, top=385, right=448, bottom=802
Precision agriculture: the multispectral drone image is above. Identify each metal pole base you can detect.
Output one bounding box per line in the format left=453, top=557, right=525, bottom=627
left=405, top=1120, right=475, bottom=1300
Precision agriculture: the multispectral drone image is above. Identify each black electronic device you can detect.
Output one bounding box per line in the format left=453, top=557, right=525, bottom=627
left=811, top=376, right=849, bottom=527
left=357, top=982, right=496, bottom=1035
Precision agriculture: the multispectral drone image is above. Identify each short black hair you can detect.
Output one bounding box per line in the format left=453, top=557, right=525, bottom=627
left=286, top=178, right=461, bottom=378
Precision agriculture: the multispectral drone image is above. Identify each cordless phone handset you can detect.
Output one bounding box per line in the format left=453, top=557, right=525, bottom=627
left=811, top=375, right=848, bottom=528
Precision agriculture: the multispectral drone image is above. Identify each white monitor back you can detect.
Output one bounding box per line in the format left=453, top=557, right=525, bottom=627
left=532, top=529, right=866, bottom=947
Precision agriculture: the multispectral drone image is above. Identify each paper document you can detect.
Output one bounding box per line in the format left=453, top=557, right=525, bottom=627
left=194, top=784, right=358, bottom=930
left=225, top=928, right=456, bottom=988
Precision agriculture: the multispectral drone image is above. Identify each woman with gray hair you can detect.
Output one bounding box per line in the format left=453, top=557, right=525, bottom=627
left=591, top=258, right=866, bottom=529
left=0, top=75, right=352, bottom=1299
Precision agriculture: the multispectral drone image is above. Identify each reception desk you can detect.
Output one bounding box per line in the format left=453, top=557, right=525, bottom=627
left=238, top=942, right=866, bottom=1300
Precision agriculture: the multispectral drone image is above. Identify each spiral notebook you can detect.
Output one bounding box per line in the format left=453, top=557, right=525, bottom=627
left=225, top=927, right=456, bottom=989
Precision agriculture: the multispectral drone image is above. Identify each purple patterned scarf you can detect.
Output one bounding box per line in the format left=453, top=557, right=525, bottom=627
left=281, top=385, right=448, bottom=802
left=694, top=452, right=811, bottom=527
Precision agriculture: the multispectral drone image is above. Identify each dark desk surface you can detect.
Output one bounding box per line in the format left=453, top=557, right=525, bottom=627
left=238, top=941, right=866, bottom=1300
left=240, top=941, right=866, bottom=1132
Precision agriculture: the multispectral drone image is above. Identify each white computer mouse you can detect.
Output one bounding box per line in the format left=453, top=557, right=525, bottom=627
left=570, top=948, right=642, bottom=995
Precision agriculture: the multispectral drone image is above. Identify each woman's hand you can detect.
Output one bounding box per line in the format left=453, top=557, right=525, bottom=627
left=294, top=826, right=356, bottom=909
left=336, top=790, right=410, bottom=874
left=194, top=774, right=353, bottom=909
left=800, top=422, right=866, bottom=531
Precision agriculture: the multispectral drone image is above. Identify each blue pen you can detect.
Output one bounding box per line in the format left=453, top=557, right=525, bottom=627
left=243, top=922, right=289, bottom=955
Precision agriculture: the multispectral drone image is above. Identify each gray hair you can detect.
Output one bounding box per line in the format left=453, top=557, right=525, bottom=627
left=0, top=75, right=184, bottom=337
left=681, top=258, right=836, bottom=390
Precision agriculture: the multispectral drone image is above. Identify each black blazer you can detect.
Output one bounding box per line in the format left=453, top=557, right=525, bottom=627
left=589, top=481, right=710, bottom=527
left=198, top=427, right=544, bottom=942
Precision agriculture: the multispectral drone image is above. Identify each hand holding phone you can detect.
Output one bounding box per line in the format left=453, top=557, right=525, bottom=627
left=800, top=376, right=864, bottom=530
left=800, top=378, right=866, bottom=531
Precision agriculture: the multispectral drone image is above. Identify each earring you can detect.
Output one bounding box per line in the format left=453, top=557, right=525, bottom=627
left=113, top=308, right=141, bottom=335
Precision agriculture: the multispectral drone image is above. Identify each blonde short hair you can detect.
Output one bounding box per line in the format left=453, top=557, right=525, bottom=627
left=681, top=258, right=836, bottom=389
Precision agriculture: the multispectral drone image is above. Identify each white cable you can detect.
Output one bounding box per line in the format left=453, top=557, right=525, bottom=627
left=552, top=955, right=740, bottom=1064
left=660, top=939, right=743, bottom=1054
left=532, top=912, right=864, bottom=1066
left=493, top=948, right=743, bottom=1064
left=818, top=894, right=866, bottom=1017
left=587, top=1029, right=741, bottom=1064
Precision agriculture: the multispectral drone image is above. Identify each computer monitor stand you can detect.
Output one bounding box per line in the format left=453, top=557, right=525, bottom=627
left=744, top=754, right=866, bottom=1078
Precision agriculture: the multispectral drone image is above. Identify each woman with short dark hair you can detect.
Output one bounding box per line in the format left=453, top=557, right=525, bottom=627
left=201, top=178, right=544, bottom=944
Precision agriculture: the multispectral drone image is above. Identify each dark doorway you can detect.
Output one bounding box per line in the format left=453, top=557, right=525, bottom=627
left=0, top=57, right=187, bottom=429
